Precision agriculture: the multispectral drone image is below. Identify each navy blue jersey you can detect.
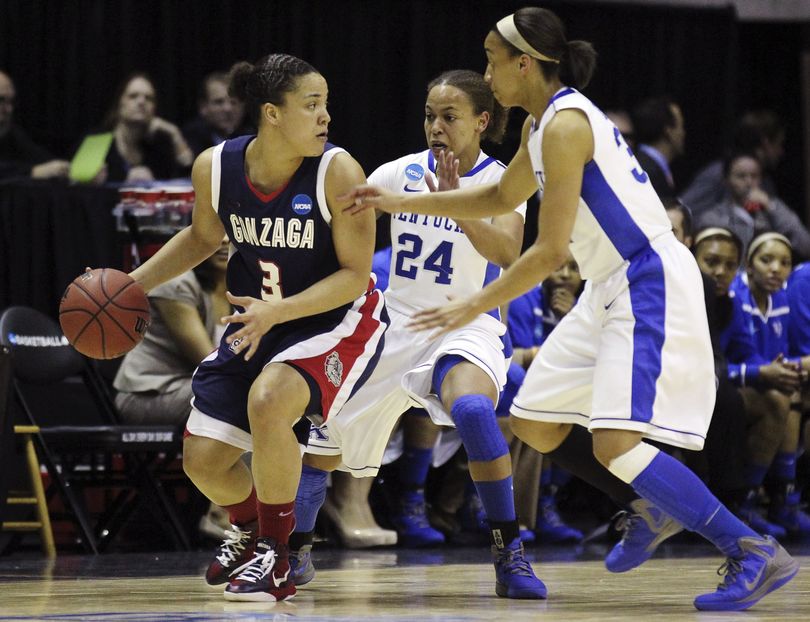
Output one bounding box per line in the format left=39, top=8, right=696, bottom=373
left=212, top=136, right=350, bottom=320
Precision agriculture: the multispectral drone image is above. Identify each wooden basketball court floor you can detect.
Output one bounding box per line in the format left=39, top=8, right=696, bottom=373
left=0, top=541, right=808, bottom=621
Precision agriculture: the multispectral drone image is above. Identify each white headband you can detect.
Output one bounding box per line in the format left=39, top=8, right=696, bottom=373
left=496, top=14, right=560, bottom=64
left=747, top=231, right=791, bottom=263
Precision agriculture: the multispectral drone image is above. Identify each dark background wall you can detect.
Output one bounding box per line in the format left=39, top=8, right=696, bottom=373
left=1, top=0, right=806, bottom=220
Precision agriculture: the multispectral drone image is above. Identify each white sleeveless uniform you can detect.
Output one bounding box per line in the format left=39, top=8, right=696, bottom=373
left=511, top=88, right=715, bottom=450
left=306, top=149, right=526, bottom=475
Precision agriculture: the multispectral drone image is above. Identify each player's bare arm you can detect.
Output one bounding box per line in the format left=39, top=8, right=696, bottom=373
left=408, top=110, right=592, bottom=336
left=130, top=148, right=226, bottom=293
left=425, top=145, right=523, bottom=268
left=342, top=117, right=537, bottom=220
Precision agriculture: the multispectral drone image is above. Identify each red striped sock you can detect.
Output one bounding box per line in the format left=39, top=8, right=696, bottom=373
left=222, top=487, right=257, bottom=527
left=257, top=499, right=296, bottom=543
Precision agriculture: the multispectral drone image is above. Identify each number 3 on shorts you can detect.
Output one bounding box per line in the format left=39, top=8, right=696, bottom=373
left=259, top=259, right=283, bottom=301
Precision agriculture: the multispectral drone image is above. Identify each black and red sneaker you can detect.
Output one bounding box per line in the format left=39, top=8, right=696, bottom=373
left=223, top=537, right=296, bottom=602
left=205, top=522, right=257, bottom=586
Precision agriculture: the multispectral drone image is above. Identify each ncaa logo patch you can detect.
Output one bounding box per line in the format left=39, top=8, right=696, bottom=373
left=405, top=163, right=425, bottom=182
left=324, top=351, right=344, bottom=387
left=292, top=194, right=313, bottom=216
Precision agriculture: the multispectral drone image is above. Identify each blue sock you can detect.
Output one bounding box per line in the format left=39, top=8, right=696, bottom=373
left=475, top=477, right=516, bottom=523
left=772, top=452, right=797, bottom=482
left=399, top=445, right=433, bottom=489
left=631, top=451, right=757, bottom=557
left=743, top=463, right=769, bottom=488
left=293, top=465, right=328, bottom=533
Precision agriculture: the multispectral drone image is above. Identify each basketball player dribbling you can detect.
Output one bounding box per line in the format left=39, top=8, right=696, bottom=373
left=129, top=53, right=387, bottom=602
left=343, top=7, right=799, bottom=612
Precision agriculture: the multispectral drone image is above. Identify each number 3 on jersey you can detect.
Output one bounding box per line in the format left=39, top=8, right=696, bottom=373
left=394, top=233, right=454, bottom=284
left=259, top=259, right=283, bottom=301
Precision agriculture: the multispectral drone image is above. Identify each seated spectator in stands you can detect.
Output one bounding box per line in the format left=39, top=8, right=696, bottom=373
left=697, top=152, right=810, bottom=261
left=182, top=71, right=249, bottom=157
left=81, top=72, right=193, bottom=184
left=0, top=70, right=70, bottom=181
left=671, top=218, right=748, bottom=513
left=682, top=110, right=785, bottom=216
left=631, top=96, right=685, bottom=200
left=605, top=109, right=635, bottom=151
left=729, top=233, right=810, bottom=537
left=113, top=237, right=229, bottom=426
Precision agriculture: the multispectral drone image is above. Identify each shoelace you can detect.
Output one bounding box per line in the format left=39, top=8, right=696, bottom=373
left=612, top=511, right=642, bottom=543
left=232, top=548, right=278, bottom=584
left=497, top=546, right=534, bottom=577
left=714, top=557, right=743, bottom=591
left=216, top=527, right=250, bottom=566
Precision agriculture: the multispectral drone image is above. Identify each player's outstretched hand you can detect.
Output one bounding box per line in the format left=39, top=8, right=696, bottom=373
left=425, top=149, right=459, bottom=192
left=407, top=296, right=480, bottom=339
left=222, top=291, right=282, bottom=361
left=340, top=184, right=398, bottom=216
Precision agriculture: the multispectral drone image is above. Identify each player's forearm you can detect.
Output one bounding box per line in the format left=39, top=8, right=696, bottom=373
left=130, top=227, right=219, bottom=293
left=401, top=182, right=514, bottom=219
left=455, top=219, right=521, bottom=268
left=278, top=267, right=370, bottom=323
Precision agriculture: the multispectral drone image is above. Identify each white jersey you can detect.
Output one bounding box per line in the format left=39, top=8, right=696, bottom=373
left=529, top=88, right=672, bottom=282
left=369, top=149, right=526, bottom=321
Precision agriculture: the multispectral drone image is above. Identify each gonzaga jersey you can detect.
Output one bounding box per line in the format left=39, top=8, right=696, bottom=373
left=529, top=88, right=672, bottom=282
left=370, top=149, right=526, bottom=317
left=212, top=136, right=349, bottom=316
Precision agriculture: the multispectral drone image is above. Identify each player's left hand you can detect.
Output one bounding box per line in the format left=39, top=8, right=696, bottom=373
left=425, top=149, right=460, bottom=192
left=407, top=295, right=481, bottom=339
left=222, top=292, right=283, bottom=361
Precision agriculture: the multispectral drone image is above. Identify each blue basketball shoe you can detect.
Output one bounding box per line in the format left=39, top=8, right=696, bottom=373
left=289, top=543, right=315, bottom=586
left=493, top=538, right=548, bottom=599
left=391, top=490, right=445, bottom=547
left=693, top=535, right=799, bottom=611
left=769, top=488, right=810, bottom=537
left=535, top=495, right=584, bottom=544
left=605, top=498, right=683, bottom=572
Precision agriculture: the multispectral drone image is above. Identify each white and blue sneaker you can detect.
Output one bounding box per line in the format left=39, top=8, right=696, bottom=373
left=693, top=535, right=799, bottom=611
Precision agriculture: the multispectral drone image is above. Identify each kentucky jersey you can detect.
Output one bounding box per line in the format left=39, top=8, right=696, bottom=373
left=369, top=149, right=526, bottom=317
left=212, top=135, right=349, bottom=317
left=788, top=262, right=810, bottom=357
left=528, top=88, right=672, bottom=282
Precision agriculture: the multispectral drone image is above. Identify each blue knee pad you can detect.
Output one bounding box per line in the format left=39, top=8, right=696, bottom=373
left=451, top=394, right=509, bottom=463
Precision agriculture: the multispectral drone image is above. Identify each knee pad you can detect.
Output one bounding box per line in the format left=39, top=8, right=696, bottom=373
left=451, top=394, right=508, bottom=463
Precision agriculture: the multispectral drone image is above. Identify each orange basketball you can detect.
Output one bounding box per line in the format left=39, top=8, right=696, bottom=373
left=59, top=268, right=150, bottom=359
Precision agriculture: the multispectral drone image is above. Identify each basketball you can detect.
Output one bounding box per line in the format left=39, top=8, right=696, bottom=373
left=59, top=268, right=151, bottom=359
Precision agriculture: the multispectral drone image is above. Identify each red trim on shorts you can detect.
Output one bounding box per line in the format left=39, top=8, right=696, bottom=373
left=183, top=427, right=192, bottom=439
left=289, top=290, right=381, bottom=421
left=246, top=174, right=289, bottom=202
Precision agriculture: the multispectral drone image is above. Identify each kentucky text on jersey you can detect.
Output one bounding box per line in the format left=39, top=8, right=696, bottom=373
left=393, top=212, right=463, bottom=233
left=228, top=214, right=315, bottom=249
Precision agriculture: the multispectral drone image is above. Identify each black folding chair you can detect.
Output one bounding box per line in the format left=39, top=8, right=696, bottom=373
left=0, top=306, right=191, bottom=553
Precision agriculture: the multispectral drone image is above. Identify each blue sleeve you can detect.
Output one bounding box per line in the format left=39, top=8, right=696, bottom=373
left=507, top=287, right=543, bottom=348
left=721, top=295, right=766, bottom=387
left=788, top=264, right=810, bottom=357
